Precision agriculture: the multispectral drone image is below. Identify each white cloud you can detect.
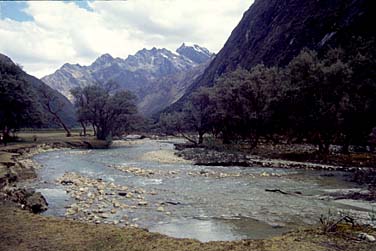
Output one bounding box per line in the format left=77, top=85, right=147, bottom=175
left=0, top=0, right=252, bottom=78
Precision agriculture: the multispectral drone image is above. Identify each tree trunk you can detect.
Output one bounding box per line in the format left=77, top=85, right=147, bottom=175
left=60, top=120, right=71, bottom=137
left=323, top=143, right=330, bottom=154
left=2, top=127, right=9, bottom=146
left=249, top=133, right=259, bottom=149
left=179, top=131, right=198, bottom=145
left=198, top=131, right=204, bottom=145
left=342, top=136, right=350, bottom=154
left=80, top=121, right=87, bottom=136
left=92, top=124, right=97, bottom=136
left=45, top=102, right=71, bottom=137
left=222, top=130, right=231, bottom=144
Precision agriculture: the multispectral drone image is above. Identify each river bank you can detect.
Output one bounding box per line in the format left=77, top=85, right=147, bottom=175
left=0, top=132, right=111, bottom=212
left=175, top=143, right=376, bottom=191
left=1, top=132, right=376, bottom=250
left=1, top=200, right=376, bottom=251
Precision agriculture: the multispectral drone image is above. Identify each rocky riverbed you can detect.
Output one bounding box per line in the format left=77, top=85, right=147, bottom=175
left=0, top=137, right=111, bottom=214
left=0, top=143, right=70, bottom=213
left=20, top=138, right=376, bottom=242
left=56, top=172, right=171, bottom=227
left=1, top=136, right=376, bottom=250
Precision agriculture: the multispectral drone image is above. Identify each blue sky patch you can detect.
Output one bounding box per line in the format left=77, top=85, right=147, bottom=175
left=71, top=0, right=94, bottom=12
left=0, top=1, right=93, bottom=22
left=0, top=1, right=33, bottom=22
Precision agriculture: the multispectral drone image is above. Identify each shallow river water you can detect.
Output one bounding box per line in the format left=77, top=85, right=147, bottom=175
left=28, top=139, right=373, bottom=242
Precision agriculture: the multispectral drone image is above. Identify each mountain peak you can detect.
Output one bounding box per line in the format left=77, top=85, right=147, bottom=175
left=0, top=53, right=14, bottom=65
left=176, top=43, right=213, bottom=64
left=90, top=53, right=115, bottom=70
left=96, top=53, right=114, bottom=62
left=61, top=63, right=74, bottom=69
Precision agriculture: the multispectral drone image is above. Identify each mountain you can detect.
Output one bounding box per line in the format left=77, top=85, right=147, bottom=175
left=170, top=0, right=375, bottom=110
left=42, top=44, right=214, bottom=115
left=138, top=61, right=210, bottom=116
left=176, top=43, right=214, bottom=64
left=0, top=53, right=76, bottom=127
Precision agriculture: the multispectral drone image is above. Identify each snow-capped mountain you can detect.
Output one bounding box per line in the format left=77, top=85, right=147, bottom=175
left=176, top=43, right=214, bottom=64
left=41, top=44, right=214, bottom=115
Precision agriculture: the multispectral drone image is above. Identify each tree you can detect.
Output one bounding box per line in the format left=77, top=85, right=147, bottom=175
left=0, top=59, right=43, bottom=143
left=282, top=47, right=375, bottom=153
left=182, top=87, right=214, bottom=144
left=41, top=88, right=72, bottom=137
left=70, top=87, right=89, bottom=136
left=208, top=66, right=281, bottom=146
left=337, top=39, right=376, bottom=152
left=71, top=83, right=138, bottom=140
left=162, top=44, right=376, bottom=154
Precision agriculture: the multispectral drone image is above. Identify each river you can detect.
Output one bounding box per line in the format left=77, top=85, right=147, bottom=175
left=27, top=139, right=374, bottom=242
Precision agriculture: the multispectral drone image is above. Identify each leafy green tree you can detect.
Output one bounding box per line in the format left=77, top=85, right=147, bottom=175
left=278, top=49, right=346, bottom=152
left=182, top=87, right=214, bottom=144
left=71, top=83, right=138, bottom=140
left=162, top=43, right=376, bottom=154
left=337, top=39, right=376, bottom=152
left=208, top=66, right=281, bottom=146
left=0, top=58, right=43, bottom=143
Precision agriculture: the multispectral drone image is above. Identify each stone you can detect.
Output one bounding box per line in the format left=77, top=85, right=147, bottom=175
left=200, top=170, right=208, bottom=175
left=66, top=208, right=76, bottom=215
left=99, top=213, right=110, bottom=218
left=138, top=201, right=148, bottom=206
left=358, top=233, right=376, bottom=242
left=157, top=206, right=165, bottom=212
left=5, top=187, right=48, bottom=213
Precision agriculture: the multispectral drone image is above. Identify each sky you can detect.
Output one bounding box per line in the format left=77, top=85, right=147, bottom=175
left=0, top=0, right=252, bottom=78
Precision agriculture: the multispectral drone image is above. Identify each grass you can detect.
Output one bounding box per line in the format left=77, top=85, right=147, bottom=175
left=1, top=130, right=110, bottom=151
left=1, top=202, right=375, bottom=251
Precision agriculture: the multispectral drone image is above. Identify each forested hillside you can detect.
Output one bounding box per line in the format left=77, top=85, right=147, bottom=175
left=172, top=0, right=375, bottom=109
left=0, top=53, right=76, bottom=137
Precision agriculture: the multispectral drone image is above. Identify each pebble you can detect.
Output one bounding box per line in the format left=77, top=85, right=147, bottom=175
left=100, top=213, right=110, bottom=218
left=358, top=233, right=376, bottom=242
left=138, top=201, right=148, bottom=206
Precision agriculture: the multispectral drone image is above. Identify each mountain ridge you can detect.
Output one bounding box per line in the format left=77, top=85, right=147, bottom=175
left=42, top=43, right=214, bottom=116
